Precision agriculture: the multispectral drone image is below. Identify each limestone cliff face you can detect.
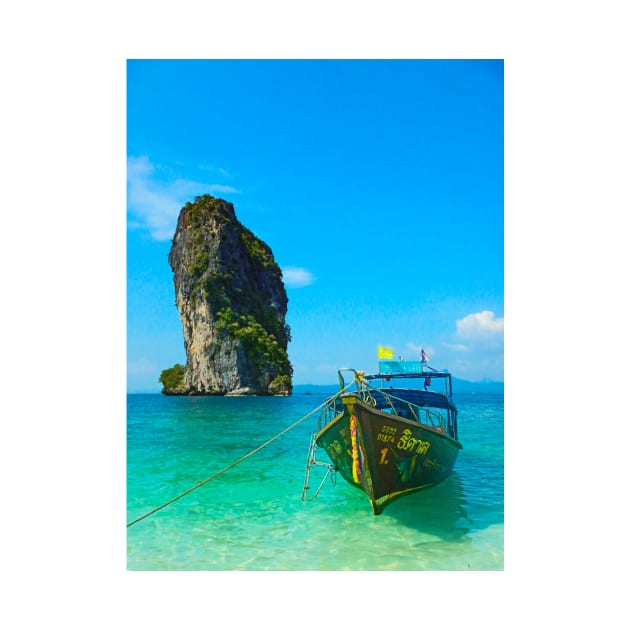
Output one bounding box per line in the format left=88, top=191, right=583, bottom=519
left=167, top=195, right=292, bottom=395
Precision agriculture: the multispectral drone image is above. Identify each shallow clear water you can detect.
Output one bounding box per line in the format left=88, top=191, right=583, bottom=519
left=127, top=392, right=503, bottom=570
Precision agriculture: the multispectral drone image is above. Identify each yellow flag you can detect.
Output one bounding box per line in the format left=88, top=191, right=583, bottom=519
left=377, top=345, right=394, bottom=359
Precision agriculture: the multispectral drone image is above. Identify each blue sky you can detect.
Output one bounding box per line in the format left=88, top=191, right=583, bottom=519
left=127, top=59, right=503, bottom=391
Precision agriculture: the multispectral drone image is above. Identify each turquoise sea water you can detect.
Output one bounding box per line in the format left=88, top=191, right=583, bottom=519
left=127, top=391, right=503, bottom=570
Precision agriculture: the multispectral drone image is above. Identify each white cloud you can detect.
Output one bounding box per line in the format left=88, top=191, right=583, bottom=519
left=282, top=266, right=316, bottom=288
left=442, top=342, right=470, bottom=352
left=207, top=184, right=238, bottom=194
left=127, top=156, right=239, bottom=241
left=197, top=163, right=231, bottom=178
left=456, top=310, right=504, bottom=350
left=316, top=362, right=339, bottom=373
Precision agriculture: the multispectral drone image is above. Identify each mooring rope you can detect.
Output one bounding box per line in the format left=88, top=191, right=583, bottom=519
left=127, top=386, right=350, bottom=528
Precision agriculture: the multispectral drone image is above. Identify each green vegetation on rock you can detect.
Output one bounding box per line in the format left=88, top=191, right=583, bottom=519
left=240, top=228, right=278, bottom=269
left=159, top=364, right=186, bottom=391
left=216, top=308, right=292, bottom=379
left=269, top=374, right=292, bottom=394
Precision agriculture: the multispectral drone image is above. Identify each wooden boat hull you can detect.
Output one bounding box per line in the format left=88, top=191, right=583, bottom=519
left=316, top=394, right=462, bottom=514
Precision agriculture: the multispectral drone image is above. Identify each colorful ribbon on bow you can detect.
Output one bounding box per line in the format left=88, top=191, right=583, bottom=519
left=350, top=414, right=362, bottom=483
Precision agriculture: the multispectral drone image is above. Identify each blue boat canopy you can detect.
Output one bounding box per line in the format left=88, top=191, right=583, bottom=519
left=372, top=360, right=450, bottom=376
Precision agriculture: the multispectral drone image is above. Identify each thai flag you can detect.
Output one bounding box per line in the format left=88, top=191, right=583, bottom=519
left=421, top=348, right=430, bottom=363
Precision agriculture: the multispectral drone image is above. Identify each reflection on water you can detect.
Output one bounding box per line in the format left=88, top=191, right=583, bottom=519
left=384, top=471, right=473, bottom=541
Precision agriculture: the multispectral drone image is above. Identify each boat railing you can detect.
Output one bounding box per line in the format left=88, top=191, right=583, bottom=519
left=316, top=369, right=371, bottom=430
left=373, top=386, right=446, bottom=431
left=318, top=392, right=344, bottom=431
left=316, top=370, right=447, bottom=432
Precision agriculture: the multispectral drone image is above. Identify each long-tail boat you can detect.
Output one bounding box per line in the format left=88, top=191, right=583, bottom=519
left=304, top=351, right=462, bottom=514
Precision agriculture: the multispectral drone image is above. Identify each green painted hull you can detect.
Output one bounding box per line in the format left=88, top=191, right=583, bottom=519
left=316, top=394, right=462, bottom=514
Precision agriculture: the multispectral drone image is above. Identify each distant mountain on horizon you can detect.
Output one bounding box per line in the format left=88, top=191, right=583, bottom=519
left=293, top=377, right=503, bottom=395
left=451, top=377, right=504, bottom=394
